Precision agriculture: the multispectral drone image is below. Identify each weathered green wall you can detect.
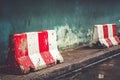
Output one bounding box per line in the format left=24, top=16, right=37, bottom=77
left=0, top=0, right=120, bottom=64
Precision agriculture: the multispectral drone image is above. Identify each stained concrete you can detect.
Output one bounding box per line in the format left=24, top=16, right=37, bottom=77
left=0, top=44, right=120, bottom=80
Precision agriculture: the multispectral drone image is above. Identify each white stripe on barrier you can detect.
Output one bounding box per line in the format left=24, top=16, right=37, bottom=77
left=108, top=24, right=118, bottom=45
left=99, top=38, right=109, bottom=47
left=47, top=30, right=64, bottom=64
left=97, top=25, right=104, bottom=39
left=97, top=25, right=110, bottom=47
left=27, top=32, right=46, bottom=69
left=92, top=26, right=98, bottom=42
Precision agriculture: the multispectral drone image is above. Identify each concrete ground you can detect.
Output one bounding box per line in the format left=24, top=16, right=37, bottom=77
left=0, top=44, right=120, bottom=80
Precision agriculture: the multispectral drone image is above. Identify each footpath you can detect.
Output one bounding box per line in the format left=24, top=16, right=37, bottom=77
left=0, top=44, right=120, bottom=80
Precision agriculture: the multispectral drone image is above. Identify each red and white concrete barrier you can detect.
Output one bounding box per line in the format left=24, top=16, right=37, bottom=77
left=91, top=24, right=120, bottom=48
left=7, top=30, right=64, bottom=74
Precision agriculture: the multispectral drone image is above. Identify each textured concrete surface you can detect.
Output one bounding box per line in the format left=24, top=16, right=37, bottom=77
left=0, top=44, right=120, bottom=80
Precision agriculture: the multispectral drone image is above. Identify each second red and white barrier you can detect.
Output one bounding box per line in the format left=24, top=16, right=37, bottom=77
left=91, top=24, right=120, bottom=48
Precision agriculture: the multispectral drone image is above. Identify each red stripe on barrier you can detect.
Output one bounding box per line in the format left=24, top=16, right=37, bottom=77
left=103, top=25, right=108, bottom=38
left=112, top=24, right=120, bottom=43
left=103, top=25, right=113, bottom=46
left=112, top=24, right=117, bottom=36
left=13, top=34, right=35, bottom=71
left=38, top=31, right=55, bottom=66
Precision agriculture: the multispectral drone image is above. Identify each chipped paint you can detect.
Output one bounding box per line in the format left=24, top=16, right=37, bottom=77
left=20, top=39, right=27, bottom=53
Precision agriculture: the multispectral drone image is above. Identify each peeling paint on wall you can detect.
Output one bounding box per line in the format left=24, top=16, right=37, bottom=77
left=55, top=24, right=81, bottom=49
left=55, top=24, right=93, bottom=49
